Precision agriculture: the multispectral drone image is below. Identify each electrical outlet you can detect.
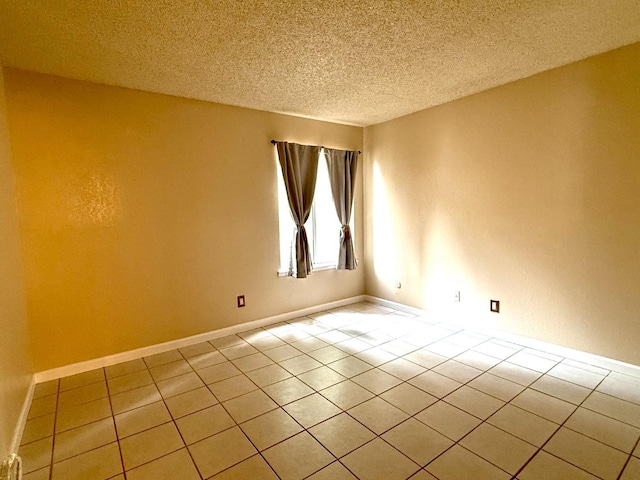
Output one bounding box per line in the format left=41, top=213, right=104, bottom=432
left=454, top=291, right=461, bottom=302
left=237, top=295, right=245, bottom=308
left=490, top=299, right=500, bottom=313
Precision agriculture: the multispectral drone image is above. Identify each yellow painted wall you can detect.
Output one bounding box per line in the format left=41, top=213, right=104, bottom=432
left=364, top=43, right=640, bottom=365
left=4, top=69, right=364, bottom=372
left=0, top=67, right=32, bottom=456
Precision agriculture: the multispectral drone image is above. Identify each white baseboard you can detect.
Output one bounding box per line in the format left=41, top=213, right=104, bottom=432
left=365, top=295, right=640, bottom=378
left=10, top=377, right=35, bottom=454
left=34, top=295, right=366, bottom=384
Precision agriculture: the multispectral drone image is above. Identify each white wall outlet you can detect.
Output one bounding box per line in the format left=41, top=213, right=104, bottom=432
left=454, top=291, right=461, bottom=302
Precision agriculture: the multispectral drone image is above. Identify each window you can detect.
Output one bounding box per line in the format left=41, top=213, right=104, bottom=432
left=277, top=149, right=353, bottom=274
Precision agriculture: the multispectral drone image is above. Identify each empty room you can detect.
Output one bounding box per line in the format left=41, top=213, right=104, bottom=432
left=1, top=1, right=640, bottom=479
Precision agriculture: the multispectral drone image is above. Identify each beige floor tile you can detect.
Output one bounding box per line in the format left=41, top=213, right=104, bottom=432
left=187, top=350, right=227, bottom=370
left=511, top=388, right=576, bottom=423
left=460, top=423, right=536, bottom=474
left=232, top=352, right=274, bottom=372
left=196, top=361, right=242, bottom=384
left=409, top=371, right=462, bottom=398
left=454, top=350, right=501, bottom=371
left=444, top=385, right=505, bottom=420
left=547, top=363, right=605, bottom=389
left=319, top=379, right=375, bottom=410
left=582, top=391, right=640, bottom=428
left=53, top=417, right=116, bottom=462
left=107, top=370, right=154, bottom=395
left=634, top=441, right=639, bottom=457
left=352, top=368, right=403, bottom=394
left=223, top=389, right=278, bottom=422
left=342, top=438, right=419, bottom=480
left=308, top=345, right=351, bottom=364
left=284, top=393, right=341, bottom=428
left=432, top=360, right=483, bottom=383
left=115, top=401, right=171, bottom=438
left=19, top=436, right=53, bottom=474
left=335, top=337, right=374, bottom=354
left=517, top=451, right=599, bottom=480
left=487, top=404, right=558, bottom=447
left=424, top=340, right=467, bottom=358
left=544, top=427, right=628, bottom=479
left=507, top=351, right=559, bottom=373
left=290, top=336, right=328, bottom=353
left=126, top=448, right=200, bottom=480
left=379, top=358, right=427, bottom=381
left=279, top=354, right=323, bottom=375
left=164, top=386, right=218, bottom=418
left=262, top=377, right=315, bottom=405
left=317, top=329, right=352, bottom=344
left=189, top=426, right=256, bottom=477
left=210, top=334, right=245, bottom=349
left=58, top=381, right=108, bottom=410
left=327, top=356, right=372, bottom=378
left=298, top=366, right=347, bottom=390
left=468, top=372, right=525, bottom=402
left=220, top=343, right=260, bottom=360
left=28, top=395, right=57, bottom=419
left=246, top=363, right=292, bottom=387
left=564, top=359, right=610, bottom=375
left=383, top=418, right=453, bottom=465
left=263, top=431, right=334, bottom=480
left=156, top=371, right=205, bottom=398
left=307, top=461, right=357, bottom=479
left=309, top=413, right=375, bottom=457
left=348, top=397, right=409, bottom=434
left=250, top=334, right=287, bottom=351
left=415, top=401, right=481, bottom=441
left=620, top=457, right=640, bottom=480
left=55, top=397, right=112, bottom=433
left=149, top=359, right=192, bottom=381
left=489, top=362, right=541, bottom=386
left=143, top=349, right=183, bottom=368
left=51, top=442, right=122, bottom=480
left=208, top=374, right=257, bottom=401
left=33, top=380, right=59, bottom=400
left=104, top=359, right=147, bottom=379
left=597, top=376, right=640, bottom=405
left=21, top=413, right=55, bottom=445
left=408, top=470, right=439, bottom=480
left=402, top=349, right=446, bottom=369
left=426, top=444, right=510, bottom=480
left=179, top=341, right=216, bottom=358
left=355, top=346, right=397, bottom=366
left=176, top=404, right=235, bottom=444
left=110, top=383, right=162, bottom=415
left=264, top=345, right=303, bottom=362
left=59, top=369, right=105, bottom=392
left=119, top=422, right=184, bottom=470
left=380, top=339, right=418, bottom=356
left=22, top=466, right=50, bottom=480
left=240, top=408, right=302, bottom=450
left=380, top=383, right=438, bottom=415
left=210, top=454, right=279, bottom=479
left=565, top=407, right=640, bottom=453
left=531, top=374, right=592, bottom=404
left=473, top=340, right=520, bottom=360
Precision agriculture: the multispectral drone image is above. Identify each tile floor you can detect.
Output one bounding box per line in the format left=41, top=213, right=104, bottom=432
left=19, top=302, right=640, bottom=479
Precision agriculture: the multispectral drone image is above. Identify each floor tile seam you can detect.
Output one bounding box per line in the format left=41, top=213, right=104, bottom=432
left=616, top=437, right=640, bottom=480
left=580, top=394, right=640, bottom=429
left=103, top=371, right=125, bottom=480
left=511, top=373, right=610, bottom=479
left=593, top=384, right=640, bottom=408
left=545, top=371, right=606, bottom=391
left=58, top=377, right=107, bottom=394
left=44, top=380, right=61, bottom=480
left=164, top=393, right=205, bottom=480
left=561, top=420, right=640, bottom=456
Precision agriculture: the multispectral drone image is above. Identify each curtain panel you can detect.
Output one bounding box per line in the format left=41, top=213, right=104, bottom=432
left=324, top=148, right=359, bottom=270
left=275, top=142, right=320, bottom=278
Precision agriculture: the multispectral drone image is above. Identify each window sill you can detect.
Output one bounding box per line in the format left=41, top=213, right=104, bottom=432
left=277, top=264, right=337, bottom=277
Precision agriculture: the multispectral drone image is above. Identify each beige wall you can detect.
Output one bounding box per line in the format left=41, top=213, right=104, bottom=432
left=364, top=43, right=640, bottom=365
left=0, top=67, right=32, bottom=456
left=4, top=70, right=364, bottom=372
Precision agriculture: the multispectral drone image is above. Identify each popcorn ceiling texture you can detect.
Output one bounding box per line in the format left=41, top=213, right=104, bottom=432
left=1, top=1, right=639, bottom=126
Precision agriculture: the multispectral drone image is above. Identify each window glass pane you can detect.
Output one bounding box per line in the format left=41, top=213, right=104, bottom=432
left=277, top=165, right=296, bottom=273
left=312, top=154, right=341, bottom=267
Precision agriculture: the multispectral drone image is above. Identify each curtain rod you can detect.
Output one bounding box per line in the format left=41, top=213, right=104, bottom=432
left=271, top=139, right=361, bottom=154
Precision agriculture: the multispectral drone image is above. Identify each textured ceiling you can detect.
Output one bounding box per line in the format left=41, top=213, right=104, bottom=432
left=1, top=1, right=639, bottom=126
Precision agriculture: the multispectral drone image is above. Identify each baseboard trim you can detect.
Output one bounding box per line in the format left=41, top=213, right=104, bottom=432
left=34, top=295, right=366, bottom=384
left=10, top=377, right=35, bottom=454
left=365, top=295, right=640, bottom=378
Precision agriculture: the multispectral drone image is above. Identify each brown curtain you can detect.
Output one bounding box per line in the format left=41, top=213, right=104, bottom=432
left=276, top=142, right=320, bottom=278
left=324, top=148, right=358, bottom=270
